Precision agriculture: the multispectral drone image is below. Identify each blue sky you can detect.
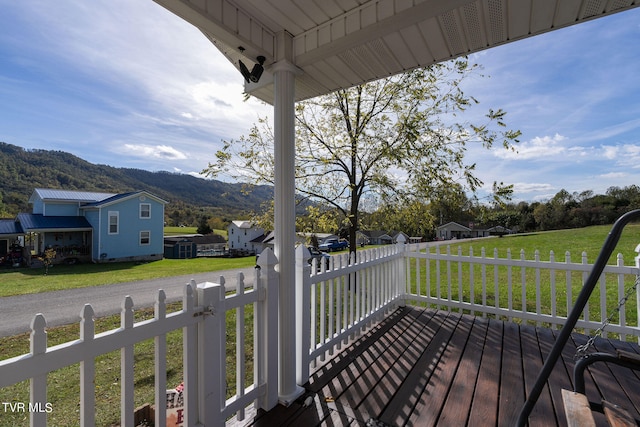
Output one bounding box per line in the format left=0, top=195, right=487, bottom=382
left=1, top=1, right=639, bottom=203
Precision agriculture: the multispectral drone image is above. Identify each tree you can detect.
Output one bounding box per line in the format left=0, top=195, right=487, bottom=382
left=196, top=216, right=213, bottom=235
left=205, top=58, right=520, bottom=251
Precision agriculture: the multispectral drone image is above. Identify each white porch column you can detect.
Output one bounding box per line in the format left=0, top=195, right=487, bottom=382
left=271, top=31, right=304, bottom=405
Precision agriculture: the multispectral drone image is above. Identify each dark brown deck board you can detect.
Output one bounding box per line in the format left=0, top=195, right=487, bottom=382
left=245, top=307, right=640, bottom=427
left=436, top=316, right=488, bottom=426
left=498, top=319, right=524, bottom=426
left=468, top=318, right=502, bottom=426
left=407, top=311, right=471, bottom=426
left=521, top=324, right=557, bottom=426
left=378, top=310, right=460, bottom=426
left=325, top=308, right=421, bottom=417
left=537, top=326, right=573, bottom=425
left=357, top=308, right=438, bottom=421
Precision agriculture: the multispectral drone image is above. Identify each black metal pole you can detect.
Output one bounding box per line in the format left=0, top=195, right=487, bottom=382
left=515, top=209, right=640, bottom=427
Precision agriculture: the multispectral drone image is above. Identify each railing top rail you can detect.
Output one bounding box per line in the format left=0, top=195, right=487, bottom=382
left=405, top=248, right=640, bottom=274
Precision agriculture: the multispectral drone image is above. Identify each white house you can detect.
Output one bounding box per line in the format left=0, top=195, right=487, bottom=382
left=227, top=220, right=267, bottom=254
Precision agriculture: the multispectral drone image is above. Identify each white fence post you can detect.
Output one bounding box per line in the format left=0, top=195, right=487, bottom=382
left=79, top=304, right=95, bottom=427
left=154, top=290, right=167, bottom=427
left=121, top=296, right=135, bottom=427
left=396, top=239, right=407, bottom=306
left=255, top=248, right=279, bottom=411
left=295, top=245, right=311, bottom=385
left=29, top=314, right=47, bottom=427
left=196, top=280, right=224, bottom=427
left=182, top=282, right=197, bottom=427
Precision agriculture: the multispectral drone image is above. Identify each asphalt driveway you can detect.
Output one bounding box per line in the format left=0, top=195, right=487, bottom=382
left=0, top=266, right=256, bottom=338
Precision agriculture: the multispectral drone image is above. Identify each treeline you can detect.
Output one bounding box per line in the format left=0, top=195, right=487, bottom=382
left=485, top=186, right=640, bottom=232
left=319, top=185, right=640, bottom=241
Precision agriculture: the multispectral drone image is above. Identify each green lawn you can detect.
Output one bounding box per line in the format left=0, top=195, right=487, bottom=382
left=0, top=257, right=255, bottom=298
left=164, top=226, right=228, bottom=238
left=448, top=224, right=640, bottom=264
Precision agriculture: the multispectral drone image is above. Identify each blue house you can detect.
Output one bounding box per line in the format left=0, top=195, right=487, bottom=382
left=0, top=188, right=167, bottom=265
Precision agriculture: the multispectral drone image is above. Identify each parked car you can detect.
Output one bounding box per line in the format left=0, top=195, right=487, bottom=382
left=318, top=239, right=349, bottom=252
left=308, top=247, right=331, bottom=270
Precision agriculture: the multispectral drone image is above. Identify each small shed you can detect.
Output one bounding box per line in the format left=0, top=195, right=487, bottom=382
left=164, top=237, right=198, bottom=259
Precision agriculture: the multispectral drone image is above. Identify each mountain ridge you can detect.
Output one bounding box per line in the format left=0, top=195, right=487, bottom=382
left=0, top=142, right=272, bottom=221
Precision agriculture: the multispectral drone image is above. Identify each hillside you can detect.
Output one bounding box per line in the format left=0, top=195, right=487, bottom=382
left=0, top=142, right=273, bottom=220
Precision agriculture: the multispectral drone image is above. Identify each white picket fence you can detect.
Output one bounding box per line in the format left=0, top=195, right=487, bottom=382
left=295, top=243, right=407, bottom=383
left=0, top=249, right=279, bottom=427
left=3, top=241, right=640, bottom=426
left=403, top=244, right=640, bottom=341
left=295, top=242, right=640, bottom=378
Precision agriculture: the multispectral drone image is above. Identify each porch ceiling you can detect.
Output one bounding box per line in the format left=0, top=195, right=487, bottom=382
left=153, top=0, right=639, bottom=104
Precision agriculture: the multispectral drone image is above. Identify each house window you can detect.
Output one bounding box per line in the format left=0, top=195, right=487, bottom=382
left=140, top=231, right=150, bottom=245
left=108, top=212, right=119, bottom=234
left=140, top=203, right=151, bottom=219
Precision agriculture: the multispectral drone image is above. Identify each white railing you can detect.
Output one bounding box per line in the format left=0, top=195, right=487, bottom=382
left=295, top=242, right=640, bottom=379
left=0, top=249, right=279, bottom=427
left=295, top=244, right=407, bottom=382
left=4, top=241, right=640, bottom=426
left=404, top=244, right=640, bottom=342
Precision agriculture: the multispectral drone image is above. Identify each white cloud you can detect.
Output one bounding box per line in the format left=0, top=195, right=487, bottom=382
left=187, top=171, right=208, bottom=179
left=602, top=145, right=619, bottom=159
left=495, top=133, right=570, bottom=160
left=15, top=0, right=272, bottom=151
left=122, top=144, right=188, bottom=160
left=602, top=144, right=640, bottom=168
left=512, top=183, right=555, bottom=193
left=599, top=172, right=627, bottom=179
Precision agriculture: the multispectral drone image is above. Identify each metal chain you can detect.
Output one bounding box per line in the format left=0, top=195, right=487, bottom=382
left=574, top=274, right=640, bottom=360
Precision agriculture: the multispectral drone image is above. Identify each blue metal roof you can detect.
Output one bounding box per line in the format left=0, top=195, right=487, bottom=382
left=30, top=188, right=116, bottom=203
left=81, top=191, right=138, bottom=207
left=17, top=213, right=92, bottom=231
left=0, top=219, right=23, bottom=235
left=81, top=191, right=167, bottom=208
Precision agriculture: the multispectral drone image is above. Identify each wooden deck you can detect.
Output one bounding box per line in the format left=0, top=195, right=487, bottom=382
left=242, top=306, right=640, bottom=426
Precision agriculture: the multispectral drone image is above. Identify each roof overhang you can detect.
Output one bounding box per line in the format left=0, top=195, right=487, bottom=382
left=153, top=0, right=639, bottom=104
left=17, top=213, right=93, bottom=233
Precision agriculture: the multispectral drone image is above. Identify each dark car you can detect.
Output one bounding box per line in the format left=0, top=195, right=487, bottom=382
left=318, top=239, right=349, bottom=252
left=308, top=247, right=331, bottom=270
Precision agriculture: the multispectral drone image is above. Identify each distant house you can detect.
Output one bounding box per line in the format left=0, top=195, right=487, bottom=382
left=356, top=230, right=409, bottom=246
left=486, top=225, right=513, bottom=236
left=227, top=221, right=267, bottom=255
left=389, top=231, right=410, bottom=243
left=435, top=222, right=472, bottom=240
left=436, top=222, right=512, bottom=240
left=0, top=219, right=26, bottom=265
left=0, top=188, right=166, bottom=264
